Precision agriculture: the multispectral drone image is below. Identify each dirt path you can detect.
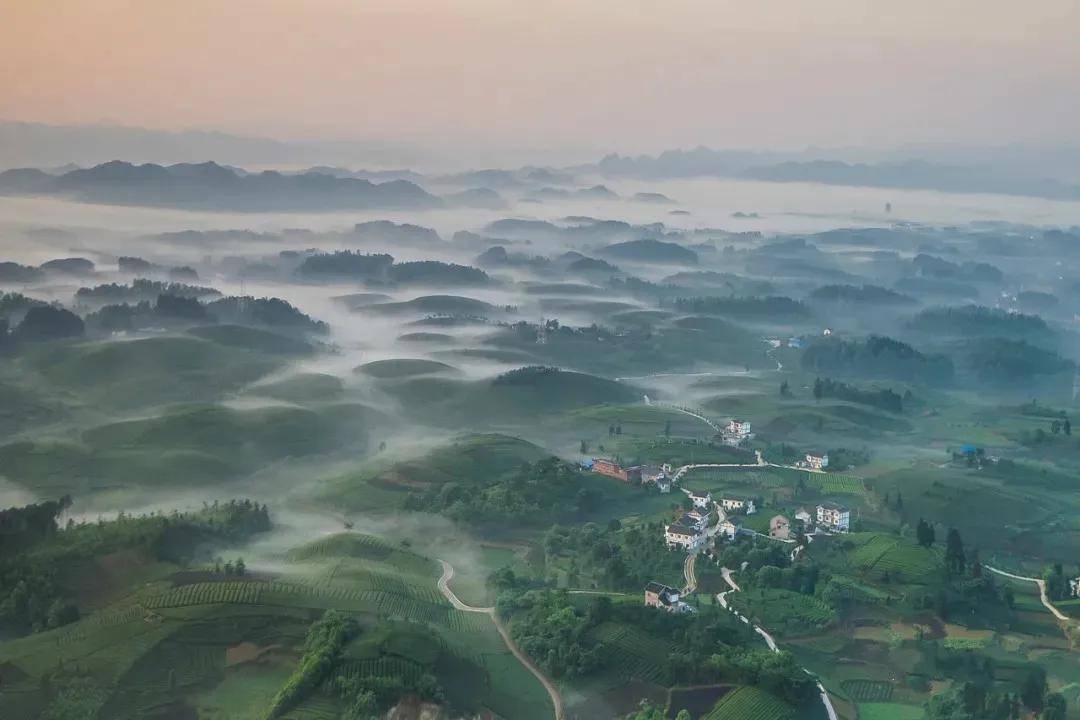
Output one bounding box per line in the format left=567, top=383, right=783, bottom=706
left=986, top=565, right=1071, bottom=622
left=716, top=567, right=839, bottom=720
left=683, top=552, right=698, bottom=595
left=436, top=560, right=565, bottom=720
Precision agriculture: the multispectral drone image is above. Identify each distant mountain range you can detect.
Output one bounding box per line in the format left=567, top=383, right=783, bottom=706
left=0, top=161, right=447, bottom=211
left=585, top=148, right=1080, bottom=200
left=4, top=120, right=1079, bottom=204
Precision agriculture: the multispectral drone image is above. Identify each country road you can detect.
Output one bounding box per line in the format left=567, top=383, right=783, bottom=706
left=986, top=565, right=1071, bottom=622
left=717, top=567, right=839, bottom=720
left=436, top=560, right=565, bottom=720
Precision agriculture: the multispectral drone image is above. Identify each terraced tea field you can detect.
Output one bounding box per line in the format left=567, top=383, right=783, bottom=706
left=701, top=686, right=794, bottom=720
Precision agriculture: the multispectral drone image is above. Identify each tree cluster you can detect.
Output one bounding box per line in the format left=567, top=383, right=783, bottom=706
left=812, top=376, right=904, bottom=413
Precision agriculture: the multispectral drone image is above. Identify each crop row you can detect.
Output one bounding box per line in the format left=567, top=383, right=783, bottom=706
left=596, top=623, right=672, bottom=682
left=808, top=473, right=865, bottom=494
left=840, top=679, right=893, bottom=702
left=702, top=686, right=794, bottom=720
left=145, top=581, right=262, bottom=609
left=337, top=657, right=427, bottom=684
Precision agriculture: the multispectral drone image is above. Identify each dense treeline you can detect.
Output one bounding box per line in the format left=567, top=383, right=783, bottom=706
left=265, top=610, right=359, bottom=719
left=83, top=293, right=327, bottom=335
left=75, top=278, right=220, bottom=302
left=801, top=335, right=954, bottom=385
left=404, top=456, right=601, bottom=525
left=924, top=670, right=1064, bottom=719
left=297, top=251, right=394, bottom=278
left=206, top=296, right=329, bottom=333
left=5, top=305, right=85, bottom=343
left=264, top=610, right=443, bottom=720
left=672, top=296, right=811, bottom=320
left=810, top=284, right=915, bottom=305
left=908, top=305, right=1050, bottom=339
left=962, top=338, right=1074, bottom=385
left=542, top=521, right=684, bottom=591
left=297, top=251, right=489, bottom=286
left=813, top=377, right=904, bottom=413
left=496, top=589, right=818, bottom=703
left=0, top=498, right=270, bottom=635
left=912, top=254, right=1004, bottom=283
left=386, top=260, right=490, bottom=286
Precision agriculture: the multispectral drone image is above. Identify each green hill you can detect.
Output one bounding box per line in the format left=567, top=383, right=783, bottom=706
left=20, top=336, right=281, bottom=410
left=379, top=366, right=639, bottom=425
left=355, top=358, right=459, bottom=379
left=0, top=403, right=386, bottom=495
left=371, top=433, right=548, bottom=489
left=359, top=295, right=497, bottom=317
left=186, top=324, right=313, bottom=355
left=246, top=373, right=345, bottom=402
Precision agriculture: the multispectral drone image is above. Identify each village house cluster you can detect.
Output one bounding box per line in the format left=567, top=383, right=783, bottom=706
left=719, top=418, right=754, bottom=447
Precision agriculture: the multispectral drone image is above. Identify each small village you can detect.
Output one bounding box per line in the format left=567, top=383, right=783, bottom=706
left=585, top=417, right=851, bottom=613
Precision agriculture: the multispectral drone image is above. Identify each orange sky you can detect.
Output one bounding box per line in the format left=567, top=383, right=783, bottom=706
left=2, top=0, right=1078, bottom=153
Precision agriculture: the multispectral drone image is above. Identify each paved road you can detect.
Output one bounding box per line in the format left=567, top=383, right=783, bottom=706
left=436, top=560, right=565, bottom=720
left=986, top=565, right=1070, bottom=622
left=716, top=567, right=839, bottom=720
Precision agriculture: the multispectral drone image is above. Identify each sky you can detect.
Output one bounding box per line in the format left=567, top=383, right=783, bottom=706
left=2, top=0, right=1079, bottom=157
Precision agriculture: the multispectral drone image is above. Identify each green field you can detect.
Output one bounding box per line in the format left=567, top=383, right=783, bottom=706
left=701, top=685, right=795, bottom=720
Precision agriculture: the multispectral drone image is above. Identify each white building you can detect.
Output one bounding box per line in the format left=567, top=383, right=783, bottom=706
left=816, top=502, right=850, bottom=532
left=721, top=419, right=754, bottom=447
left=1070, top=577, right=1080, bottom=598
left=728, top=419, right=752, bottom=438
left=688, top=490, right=712, bottom=509
left=719, top=517, right=744, bottom=540
left=795, top=508, right=813, bottom=526
left=805, top=453, right=829, bottom=471
left=657, top=477, right=672, bottom=494
left=665, top=523, right=705, bottom=550
left=720, top=497, right=757, bottom=515
left=686, top=507, right=711, bottom=528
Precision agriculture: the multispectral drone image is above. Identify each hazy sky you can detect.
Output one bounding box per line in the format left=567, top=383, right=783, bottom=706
left=3, top=0, right=1079, bottom=155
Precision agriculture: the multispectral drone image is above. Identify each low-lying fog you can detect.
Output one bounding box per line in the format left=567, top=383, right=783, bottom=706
left=2, top=171, right=1079, bottom=568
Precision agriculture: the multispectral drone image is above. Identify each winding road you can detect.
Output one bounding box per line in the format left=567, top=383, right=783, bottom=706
left=436, top=560, right=565, bottom=720
left=985, top=565, right=1071, bottom=623
left=716, top=567, right=839, bottom=720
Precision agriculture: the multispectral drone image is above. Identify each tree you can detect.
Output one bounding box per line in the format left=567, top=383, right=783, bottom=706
left=1042, top=692, right=1067, bottom=720
left=1051, top=420, right=1062, bottom=435
left=1064, top=418, right=1072, bottom=436
left=813, top=377, right=823, bottom=402
left=896, top=491, right=903, bottom=509
left=609, top=425, right=615, bottom=436
left=235, top=558, right=246, bottom=576
left=945, top=528, right=965, bottom=576
left=1021, top=666, right=1047, bottom=712
left=779, top=380, right=791, bottom=397
left=14, top=306, right=85, bottom=342
left=580, top=440, right=588, bottom=454
left=664, top=420, right=671, bottom=438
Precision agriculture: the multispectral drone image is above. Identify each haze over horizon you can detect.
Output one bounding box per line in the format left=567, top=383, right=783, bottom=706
left=3, top=0, right=1079, bottom=166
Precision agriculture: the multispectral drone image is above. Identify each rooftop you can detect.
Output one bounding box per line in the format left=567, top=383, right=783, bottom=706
left=645, top=581, right=677, bottom=594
